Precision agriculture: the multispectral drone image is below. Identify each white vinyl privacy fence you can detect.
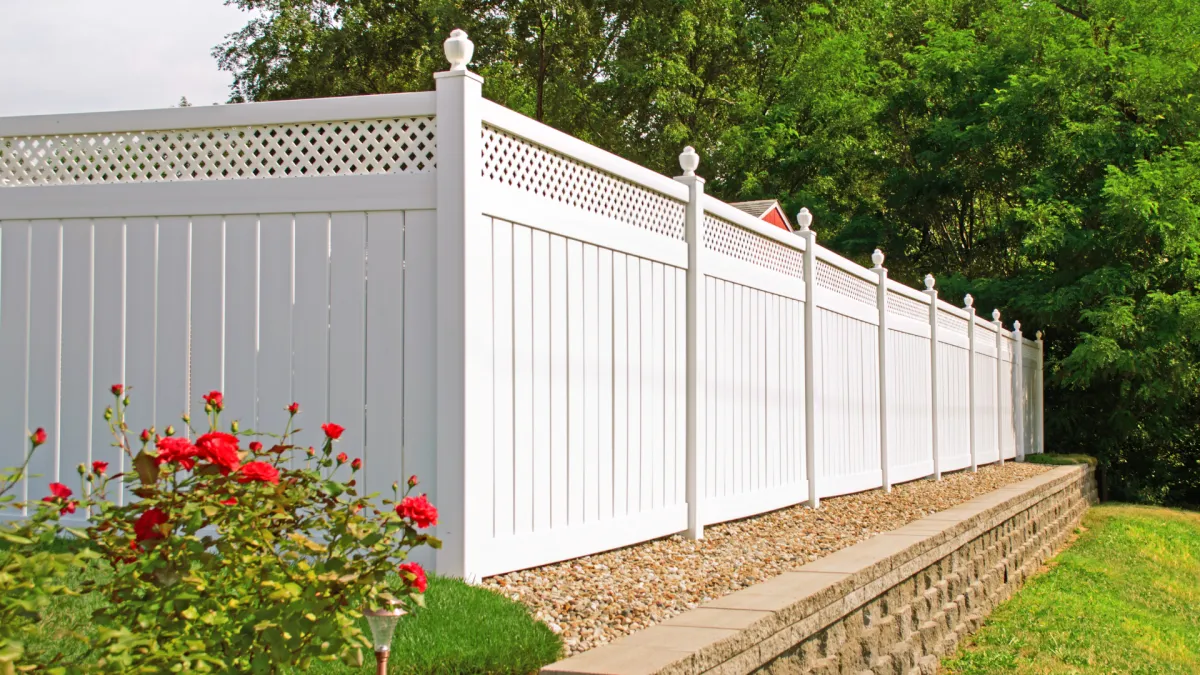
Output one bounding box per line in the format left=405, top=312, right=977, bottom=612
left=0, top=31, right=1045, bottom=580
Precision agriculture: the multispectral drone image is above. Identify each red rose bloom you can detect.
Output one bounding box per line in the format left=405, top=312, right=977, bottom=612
left=92, top=460, right=108, bottom=474
left=134, top=508, right=169, bottom=543
left=336, top=452, right=348, bottom=465
left=203, top=390, right=224, bottom=411
left=31, top=428, right=46, bottom=447
left=156, top=436, right=199, bottom=470
left=61, top=501, right=78, bottom=515
left=397, top=562, right=428, bottom=593
left=322, top=423, right=345, bottom=440
left=396, top=495, right=438, bottom=529
left=196, top=432, right=241, bottom=474
left=236, top=461, right=280, bottom=484
left=47, top=482, right=71, bottom=499
left=248, top=441, right=263, bottom=453
left=220, top=497, right=238, bottom=506
left=110, top=384, right=124, bottom=396
left=351, top=458, right=362, bottom=470
left=287, top=402, right=300, bottom=415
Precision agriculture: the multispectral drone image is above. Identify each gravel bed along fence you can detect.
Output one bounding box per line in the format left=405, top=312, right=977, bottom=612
left=481, top=461, right=1051, bottom=656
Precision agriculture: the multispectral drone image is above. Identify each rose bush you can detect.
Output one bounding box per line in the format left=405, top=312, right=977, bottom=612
left=70, top=386, right=440, bottom=673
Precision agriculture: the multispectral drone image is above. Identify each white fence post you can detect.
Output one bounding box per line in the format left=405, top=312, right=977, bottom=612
left=924, top=275, right=941, bottom=480
left=797, top=209, right=819, bottom=508
left=1036, top=330, right=1045, bottom=454
left=1013, top=321, right=1025, bottom=461
left=676, top=147, right=705, bottom=539
left=434, top=30, right=490, bottom=581
left=965, top=294, right=978, bottom=472
left=872, top=250, right=891, bottom=493
left=992, top=310, right=1004, bottom=465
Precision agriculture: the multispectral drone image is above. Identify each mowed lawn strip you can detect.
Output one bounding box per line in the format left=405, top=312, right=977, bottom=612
left=14, top=540, right=563, bottom=675
left=943, top=504, right=1200, bottom=674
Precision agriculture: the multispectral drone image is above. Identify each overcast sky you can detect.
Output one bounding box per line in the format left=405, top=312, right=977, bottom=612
left=0, top=0, right=251, bottom=117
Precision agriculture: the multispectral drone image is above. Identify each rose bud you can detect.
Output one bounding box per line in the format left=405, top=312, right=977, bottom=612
left=351, top=458, right=362, bottom=471
left=407, top=475, right=419, bottom=488
left=31, top=428, right=47, bottom=447
left=165, top=425, right=175, bottom=437
left=287, top=402, right=300, bottom=415
left=111, top=384, right=124, bottom=396
left=336, top=452, right=348, bottom=465
left=140, top=429, right=151, bottom=443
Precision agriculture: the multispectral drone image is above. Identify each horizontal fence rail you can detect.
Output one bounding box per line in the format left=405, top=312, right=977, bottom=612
left=0, top=36, right=1044, bottom=580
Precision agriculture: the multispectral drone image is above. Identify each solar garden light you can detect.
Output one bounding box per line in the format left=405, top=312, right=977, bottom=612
left=363, top=600, right=406, bottom=674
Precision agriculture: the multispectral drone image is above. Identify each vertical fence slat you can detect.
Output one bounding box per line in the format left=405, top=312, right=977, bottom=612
left=27, top=221, right=61, bottom=504
left=0, top=221, right=31, bottom=506
left=402, top=209, right=437, bottom=560
left=257, top=214, right=293, bottom=442
left=550, top=235, right=569, bottom=526
left=583, top=244, right=600, bottom=522
left=223, top=215, right=258, bottom=432
left=190, top=216, right=225, bottom=412
left=156, top=217, right=191, bottom=434
left=512, top=224, right=534, bottom=534
left=291, top=213, right=330, bottom=450
left=598, top=249, right=614, bottom=520
left=91, top=220, right=125, bottom=502
left=125, top=218, right=157, bottom=432
left=612, top=253, right=628, bottom=518
left=364, top=211, right=405, bottom=496
left=567, top=240, right=585, bottom=524
left=60, top=219, right=93, bottom=503
left=531, top=229, right=552, bottom=532
left=491, top=219, right=515, bottom=537
left=328, top=211, right=367, bottom=481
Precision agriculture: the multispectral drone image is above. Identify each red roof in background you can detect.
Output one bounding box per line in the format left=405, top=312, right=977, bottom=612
left=730, top=200, right=792, bottom=232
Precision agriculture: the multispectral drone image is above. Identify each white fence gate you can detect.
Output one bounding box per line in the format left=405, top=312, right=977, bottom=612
left=0, top=31, right=1045, bottom=580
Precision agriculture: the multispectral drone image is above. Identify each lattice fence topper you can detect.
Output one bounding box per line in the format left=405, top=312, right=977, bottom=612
left=887, top=288, right=930, bottom=323
left=937, top=308, right=970, bottom=335
left=815, top=259, right=877, bottom=307
left=482, top=125, right=686, bottom=240
left=703, top=213, right=803, bottom=278
left=0, top=117, right=436, bottom=187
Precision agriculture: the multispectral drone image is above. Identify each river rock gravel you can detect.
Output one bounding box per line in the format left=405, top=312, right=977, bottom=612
left=481, top=461, right=1050, bottom=656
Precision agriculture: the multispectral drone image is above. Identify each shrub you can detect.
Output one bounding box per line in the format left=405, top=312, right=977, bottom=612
left=0, top=432, right=99, bottom=674
left=67, top=386, right=437, bottom=673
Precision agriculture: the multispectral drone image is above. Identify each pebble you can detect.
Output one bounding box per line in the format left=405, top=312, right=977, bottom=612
left=481, top=462, right=1049, bottom=657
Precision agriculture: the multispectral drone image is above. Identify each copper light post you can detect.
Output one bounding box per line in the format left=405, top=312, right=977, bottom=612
left=363, top=601, right=406, bottom=675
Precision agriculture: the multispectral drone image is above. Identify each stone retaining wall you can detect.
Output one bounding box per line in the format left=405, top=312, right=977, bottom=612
left=543, top=464, right=1097, bottom=675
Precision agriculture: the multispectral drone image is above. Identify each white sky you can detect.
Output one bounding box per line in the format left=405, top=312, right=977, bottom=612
left=0, top=0, right=251, bottom=117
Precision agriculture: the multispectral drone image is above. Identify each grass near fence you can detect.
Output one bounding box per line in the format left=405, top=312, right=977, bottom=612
left=1024, top=453, right=1098, bottom=467
left=18, top=540, right=563, bottom=675
left=943, top=504, right=1200, bottom=674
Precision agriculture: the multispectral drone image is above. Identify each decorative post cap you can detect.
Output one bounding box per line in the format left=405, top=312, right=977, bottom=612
left=444, top=29, right=474, bottom=71
left=992, top=309, right=1001, bottom=321
left=964, top=293, right=974, bottom=308
left=796, top=208, right=813, bottom=232
left=1036, top=330, right=1043, bottom=340
left=924, top=274, right=935, bottom=290
left=679, top=146, right=700, bottom=176
left=871, top=249, right=885, bottom=269
left=1014, top=320, right=1022, bottom=332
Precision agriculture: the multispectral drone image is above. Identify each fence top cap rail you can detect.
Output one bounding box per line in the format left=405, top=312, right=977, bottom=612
left=814, top=245, right=879, bottom=284
left=886, top=278, right=932, bottom=304
left=0, top=91, right=438, bottom=139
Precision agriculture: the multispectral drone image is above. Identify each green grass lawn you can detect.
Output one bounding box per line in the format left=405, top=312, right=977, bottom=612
left=1024, top=453, right=1098, bottom=467
left=943, top=504, right=1200, bottom=675
left=18, top=540, right=562, bottom=675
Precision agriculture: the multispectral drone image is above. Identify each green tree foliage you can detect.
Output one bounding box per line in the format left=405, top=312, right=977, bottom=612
left=216, top=0, right=1200, bottom=504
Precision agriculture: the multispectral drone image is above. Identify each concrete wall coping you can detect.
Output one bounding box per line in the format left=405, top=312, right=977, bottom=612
left=543, top=465, right=1087, bottom=675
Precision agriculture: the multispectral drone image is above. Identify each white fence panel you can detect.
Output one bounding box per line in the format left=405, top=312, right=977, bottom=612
left=973, top=336, right=1000, bottom=465
left=478, top=216, right=688, bottom=576
left=999, top=334, right=1018, bottom=460
left=887, top=327, right=933, bottom=483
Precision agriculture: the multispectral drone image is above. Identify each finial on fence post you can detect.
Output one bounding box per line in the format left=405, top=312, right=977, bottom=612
left=796, top=208, right=813, bottom=232
left=992, top=308, right=1001, bottom=322
left=443, top=29, right=475, bottom=71
left=871, top=249, right=885, bottom=269
left=924, top=274, right=935, bottom=290
left=1036, top=330, right=1043, bottom=340
left=964, top=293, right=974, bottom=308
left=1014, top=320, right=1021, bottom=332
left=678, top=146, right=700, bottom=177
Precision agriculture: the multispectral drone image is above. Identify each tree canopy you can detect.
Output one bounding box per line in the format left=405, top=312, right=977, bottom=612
left=216, top=0, right=1200, bottom=504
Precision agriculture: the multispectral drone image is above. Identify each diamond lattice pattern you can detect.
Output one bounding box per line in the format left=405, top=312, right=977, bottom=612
left=704, top=213, right=803, bottom=278
left=482, top=125, right=686, bottom=240
left=937, top=309, right=969, bottom=335
left=816, top=260, right=877, bottom=306
left=0, top=117, right=436, bottom=187
left=887, top=289, right=930, bottom=323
